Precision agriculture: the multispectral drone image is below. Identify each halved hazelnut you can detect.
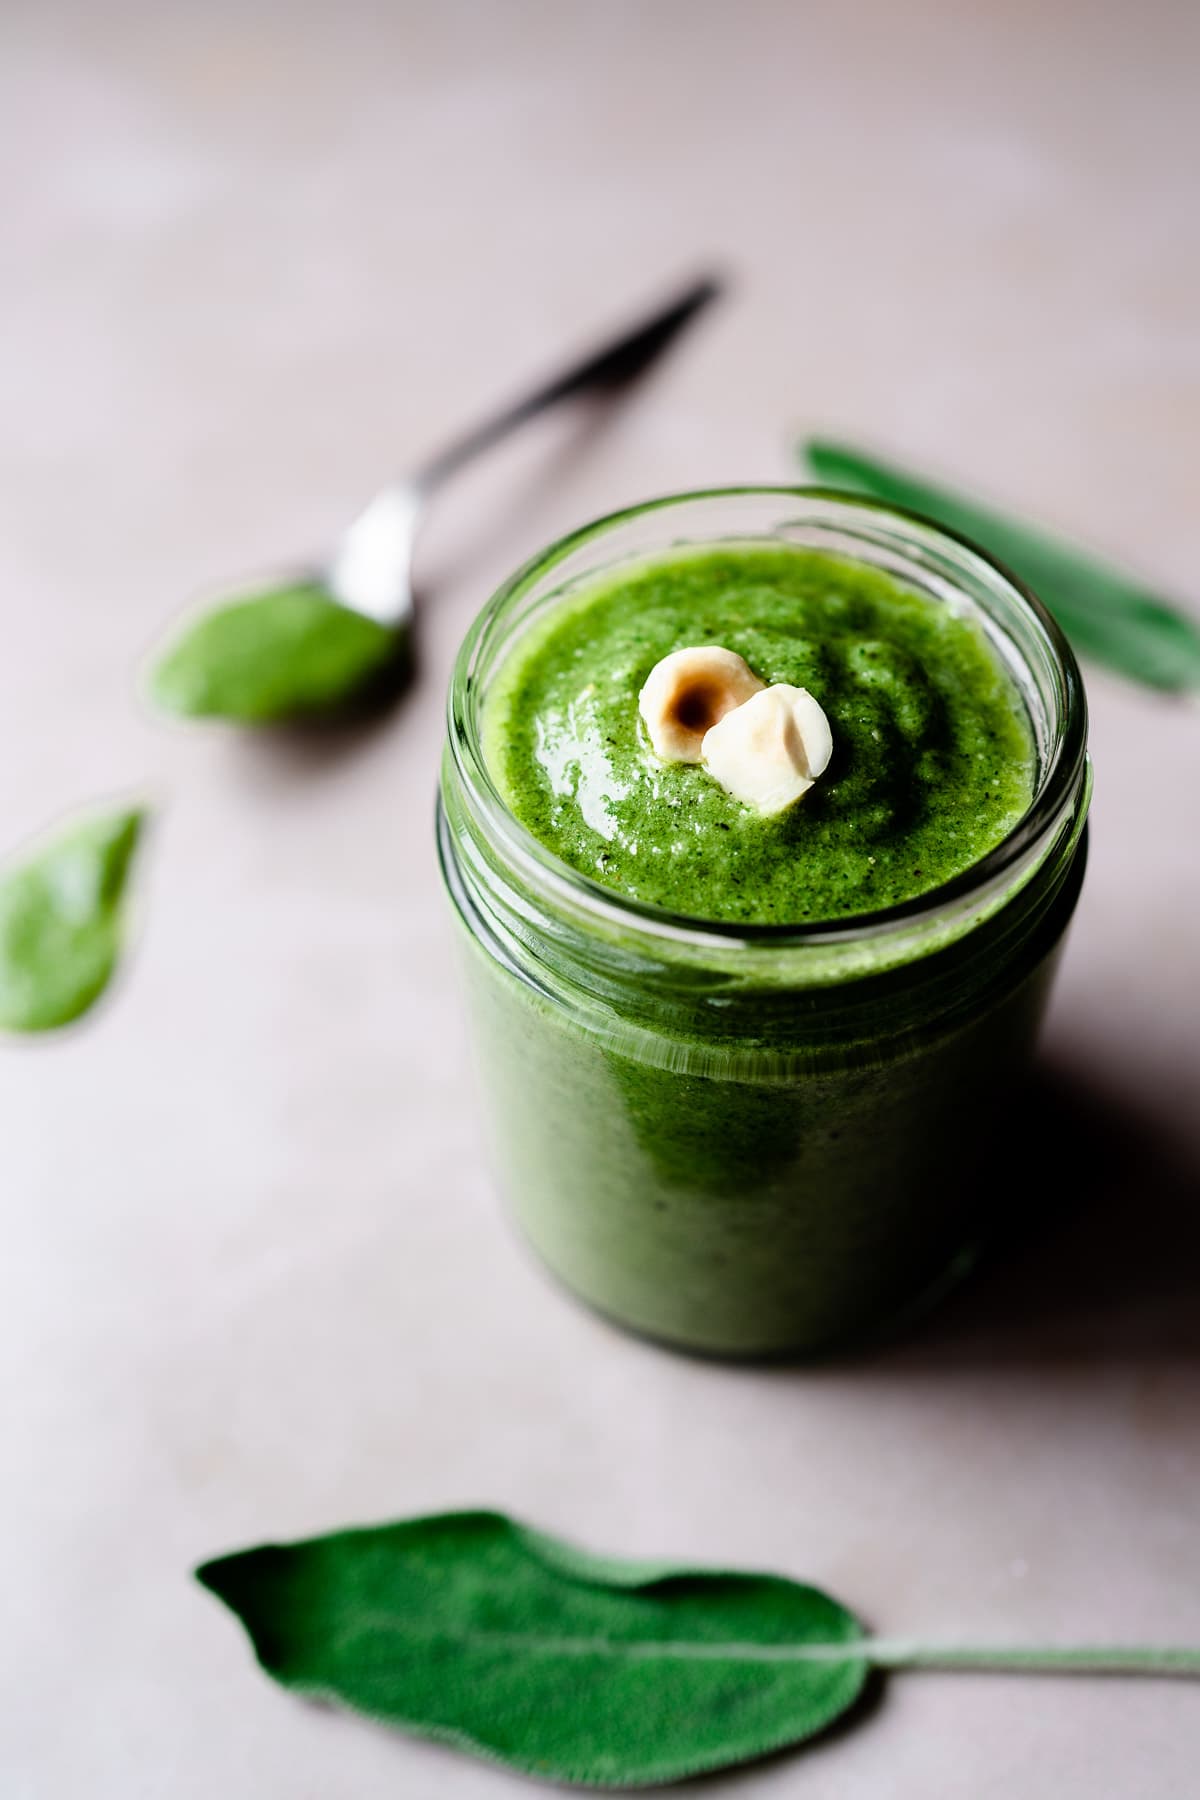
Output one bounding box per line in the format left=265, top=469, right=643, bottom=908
left=701, top=684, right=833, bottom=815
left=638, top=646, right=765, bottom=762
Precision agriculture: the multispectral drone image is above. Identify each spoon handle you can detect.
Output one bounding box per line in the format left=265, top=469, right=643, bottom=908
left=410, top=274, right=722, bottom=494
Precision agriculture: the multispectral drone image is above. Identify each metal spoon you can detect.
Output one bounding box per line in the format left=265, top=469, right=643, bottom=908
left=325, top=274, right=722, bottom=630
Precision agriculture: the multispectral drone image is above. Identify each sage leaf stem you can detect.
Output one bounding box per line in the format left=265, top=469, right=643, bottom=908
left=864, top=1640, right=1200, bottom=1678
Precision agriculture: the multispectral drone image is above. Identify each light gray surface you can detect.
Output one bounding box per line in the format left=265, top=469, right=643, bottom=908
left=4, top=2, right=1199, bottom=1794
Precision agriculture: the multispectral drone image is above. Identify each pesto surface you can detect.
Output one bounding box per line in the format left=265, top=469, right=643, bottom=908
left=485, top=544, right=1035, bottom=924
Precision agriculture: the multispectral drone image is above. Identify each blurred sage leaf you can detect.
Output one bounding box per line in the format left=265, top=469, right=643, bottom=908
left=196, top=1509, right=868, bottom=1787
left=0, top=804, right=146, bottom=1033
left=801, top=437, right=1200, bottom=694
left=148, top=581, right=409, bottom=725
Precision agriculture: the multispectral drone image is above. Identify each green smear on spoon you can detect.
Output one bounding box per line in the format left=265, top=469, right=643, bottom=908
left=148, top=581, right=409, bottom=725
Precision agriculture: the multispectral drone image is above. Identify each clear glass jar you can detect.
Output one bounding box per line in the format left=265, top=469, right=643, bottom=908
left=438, top=490, right=1091, bottom=1357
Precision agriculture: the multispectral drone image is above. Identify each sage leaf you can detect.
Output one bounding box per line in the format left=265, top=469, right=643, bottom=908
left=196, top=1509, right=868, bottom=1787
left=148, top=581, right=410, bottom=724
left=0, top=804, right=146, bottom=1032
left=801, top=437, right=1200, bottom=694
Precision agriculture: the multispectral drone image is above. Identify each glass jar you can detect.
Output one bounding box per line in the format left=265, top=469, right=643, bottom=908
left=438, top=490, right=1091, bottom=1357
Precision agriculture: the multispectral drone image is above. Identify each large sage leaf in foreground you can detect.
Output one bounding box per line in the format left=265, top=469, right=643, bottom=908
left=0, top=804, right=145, bottom=1032
left=148, top=581, right=409, bottom=724
left=197, top=1510, right=868, bottom=1786
left=199, top=1510, right=1200, bottom=1788
left=801, top=438, right=1200, bottom=694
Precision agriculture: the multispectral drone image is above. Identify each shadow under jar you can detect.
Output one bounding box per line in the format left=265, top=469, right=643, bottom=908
left=438, top=489, right=1091, bottom=1358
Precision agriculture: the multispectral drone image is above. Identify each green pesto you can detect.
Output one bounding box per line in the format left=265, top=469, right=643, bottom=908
left=148, top=581, right=406, bottom=724
left=484, top=545, right=1035, bottom=925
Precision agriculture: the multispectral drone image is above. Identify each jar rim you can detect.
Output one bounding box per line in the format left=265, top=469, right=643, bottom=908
left=446, top=485, right=1089, bottom=954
